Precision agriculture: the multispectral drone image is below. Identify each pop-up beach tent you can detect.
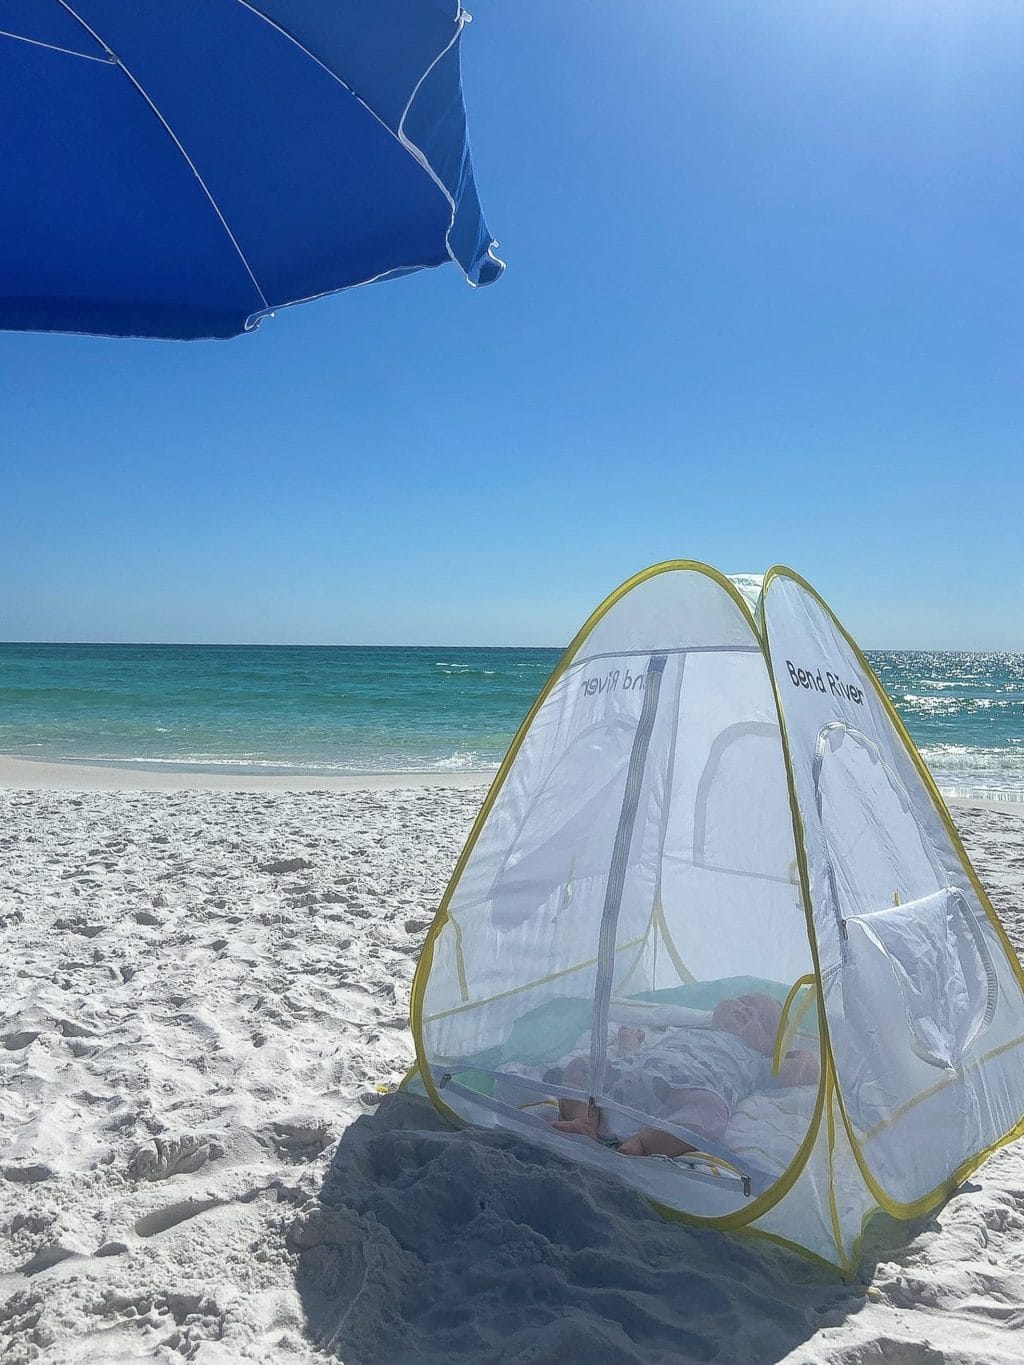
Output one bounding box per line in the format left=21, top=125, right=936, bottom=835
left=407, top=562, right=1024, bottom=1272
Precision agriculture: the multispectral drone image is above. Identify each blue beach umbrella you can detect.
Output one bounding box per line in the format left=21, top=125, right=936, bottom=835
left=1, top=1, right=503, bottom=339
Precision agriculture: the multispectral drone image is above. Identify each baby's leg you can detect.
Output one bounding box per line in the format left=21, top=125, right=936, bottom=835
left=668, top=1088, right=730, bottom=1142
left=618, top=1088, right=729, bottom=1158
left=618, top=1128, right=696, bottom=1158
left=552, top=1097, right=600, bottom=1140
left=551, top=1055, right=599, bottom=1139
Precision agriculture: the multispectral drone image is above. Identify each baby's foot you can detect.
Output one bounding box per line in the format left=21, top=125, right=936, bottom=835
left=618, top=1127, right=697, bottom=1159
left=551, top=1115, right=600, bottom=1141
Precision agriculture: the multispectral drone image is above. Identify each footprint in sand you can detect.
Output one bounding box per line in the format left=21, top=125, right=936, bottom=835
left=262, top=1119, right=333, bottom=1163
left=2, top=1029, right=42, bottom=1050
left=3, top=1163, right=54, bottom=1184
left=20, top=1242, right=83, bottom=1275
left=127, top=1134, right=223, bottom=1182
left=133, top=1198, right=223, bottom=1237
left=258, top=856, right=313, bottom=874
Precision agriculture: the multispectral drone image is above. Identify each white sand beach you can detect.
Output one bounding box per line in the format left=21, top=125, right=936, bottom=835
left=3, top=771, right=1024, bottom=1364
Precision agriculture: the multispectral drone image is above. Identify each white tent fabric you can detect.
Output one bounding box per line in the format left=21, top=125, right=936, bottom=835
left=408, top=562, right=1024, bottom=1272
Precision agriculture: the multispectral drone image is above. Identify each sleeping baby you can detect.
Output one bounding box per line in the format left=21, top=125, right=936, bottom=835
left=550, top=992, right=818, bottom=1157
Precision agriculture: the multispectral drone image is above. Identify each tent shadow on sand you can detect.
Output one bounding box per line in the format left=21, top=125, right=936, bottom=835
left=290, top=1091, right=940, bottom=1365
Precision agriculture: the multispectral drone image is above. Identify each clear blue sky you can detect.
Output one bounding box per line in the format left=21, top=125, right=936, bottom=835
left=2, top=0, right=1022, bottom=648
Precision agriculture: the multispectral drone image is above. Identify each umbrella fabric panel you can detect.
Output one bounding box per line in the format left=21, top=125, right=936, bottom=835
left=73, top=1, right=455, bottom=303
left=250, top=0, right=465, bottom=133
left=0, top=41, right=261, bottom=339
left=238, top=1, right=503, bottom=283
left=401, top=27, right=503, bottom=287
left=0, top=0, right=500, bottom=339
left=0, top=0, right=109, bottom=55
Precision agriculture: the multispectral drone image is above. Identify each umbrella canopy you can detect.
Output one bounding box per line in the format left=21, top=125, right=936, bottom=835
left=1, top=1, right=503, bottom=339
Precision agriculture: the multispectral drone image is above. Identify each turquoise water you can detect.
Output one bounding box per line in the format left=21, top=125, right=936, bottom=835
left=870, top=651, right=1024, bottom=801
left=0, top=645, right=558, bottom=775
left=0, top=644, right=1022, bottom=798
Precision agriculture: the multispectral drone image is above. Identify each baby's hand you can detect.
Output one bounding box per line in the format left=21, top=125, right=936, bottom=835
left=777, top=1049, right=819, bottom=1087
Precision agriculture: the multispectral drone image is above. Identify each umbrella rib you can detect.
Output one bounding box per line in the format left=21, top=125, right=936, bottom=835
left=233, top=0, right=461, bottom=267
left=235, top=4, right=505, bottom=287
left=54, top=0, right=270, bottom=313
left=395, top=21, right=465, bottom=270
left=0, top=28, right=113, bottom=62
left=393, top=18, right=505, bottom=283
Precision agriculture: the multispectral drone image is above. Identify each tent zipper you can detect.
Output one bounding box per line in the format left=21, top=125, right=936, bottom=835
left=589, top=654, right=668, bottom=1105
left=429, top=1063, right=771, bottom=1195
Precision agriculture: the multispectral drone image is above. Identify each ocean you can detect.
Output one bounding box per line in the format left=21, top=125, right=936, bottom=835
left=0, top=644, right=1023, bottom=800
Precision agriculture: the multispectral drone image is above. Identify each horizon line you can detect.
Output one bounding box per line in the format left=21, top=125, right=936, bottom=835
left=0, top=639, right=1016, bottom=655
left=0, top=639, right=564, bottom=651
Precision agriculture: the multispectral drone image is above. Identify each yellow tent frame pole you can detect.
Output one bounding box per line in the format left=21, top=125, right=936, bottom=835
left=771, top=973, right=816, bottom=1076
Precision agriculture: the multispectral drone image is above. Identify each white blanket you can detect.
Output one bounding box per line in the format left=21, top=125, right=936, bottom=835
left=726, top=1086, right=817, bottom=1174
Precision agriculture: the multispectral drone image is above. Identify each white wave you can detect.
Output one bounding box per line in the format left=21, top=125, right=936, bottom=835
left=921, top=744, right=1024, bottom=771
left=902, top=695, right=959, bottom=713
left=23, top=750, right=504, bottom=778
left=432, top=750, right=499, bottom=772
left=902, top=694, right=1018, bottom=713
left=923, top=745, right=1024, bottom=801
left=937, top=783, right=1024, bottom=804
left=48, top=754, right=375, bottom=773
